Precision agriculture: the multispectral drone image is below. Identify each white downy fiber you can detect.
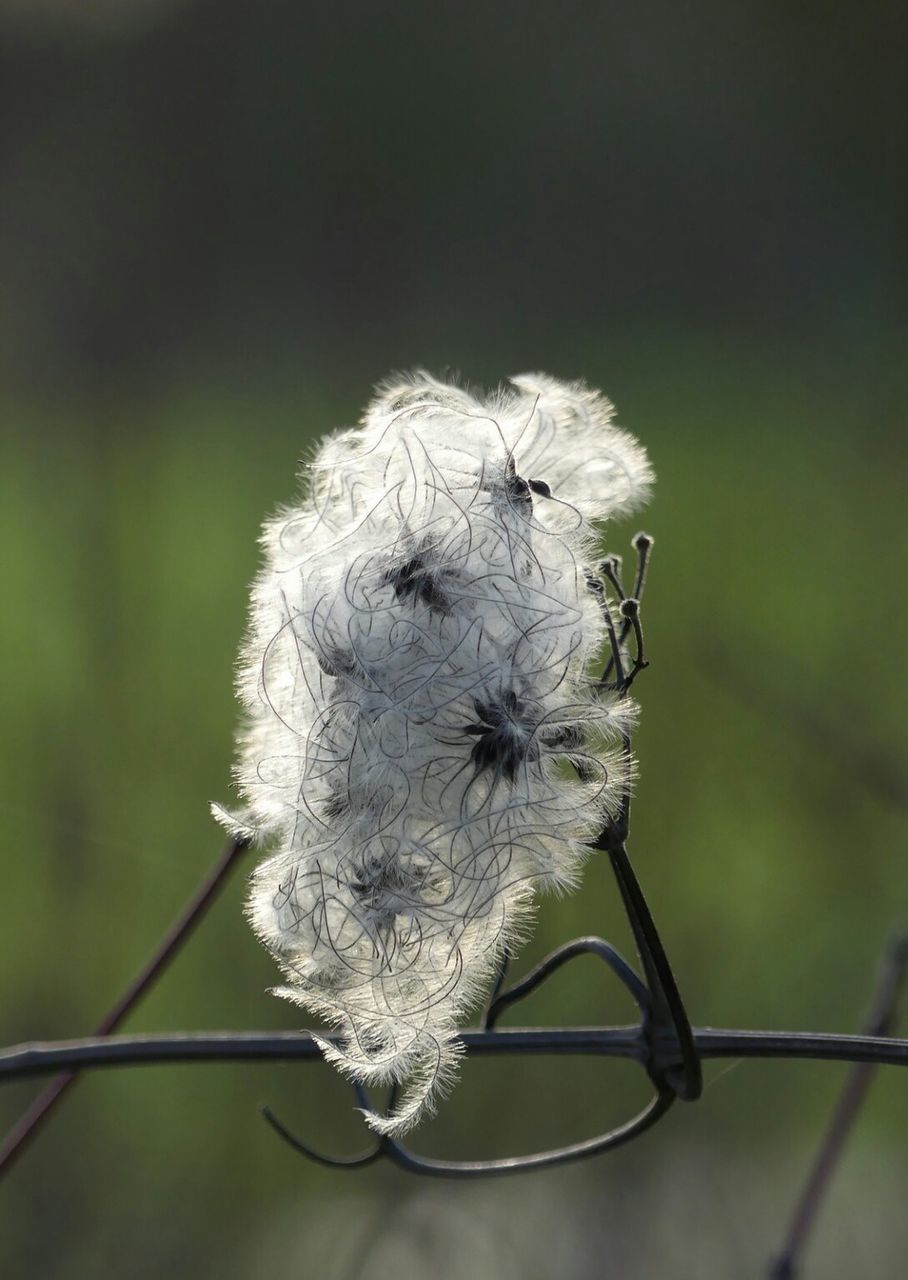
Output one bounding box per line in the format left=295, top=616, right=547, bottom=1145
left=216, top=371, right=653, bottom=1134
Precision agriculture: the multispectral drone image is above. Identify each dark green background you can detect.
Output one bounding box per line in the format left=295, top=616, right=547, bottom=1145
left=1, top=3, right=906, bottom=1276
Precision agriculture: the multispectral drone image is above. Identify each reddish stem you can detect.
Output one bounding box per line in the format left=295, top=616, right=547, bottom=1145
left=769, top=931, right=908, bottom=1279
left=0, top=834, right=249, bottom=1179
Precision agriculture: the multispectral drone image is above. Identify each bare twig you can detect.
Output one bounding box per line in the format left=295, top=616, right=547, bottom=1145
left=3, top=1025, right=908, bottom=1083
left=0, top=834, right=249, bottom=1180
left=592, top=534, right=699, bottom=1099
left=768, top=930, right=908, bottom=1280
left=0, top=1018, right=906, bottom=1179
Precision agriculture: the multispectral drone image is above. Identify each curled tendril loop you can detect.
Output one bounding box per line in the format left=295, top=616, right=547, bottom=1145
left=262, top=932, right=678, bottom=1176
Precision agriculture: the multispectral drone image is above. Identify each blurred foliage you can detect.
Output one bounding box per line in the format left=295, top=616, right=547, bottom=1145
left=2, top=1, right=907, bottom=390
left=0, top=1, right=906, bottom=1277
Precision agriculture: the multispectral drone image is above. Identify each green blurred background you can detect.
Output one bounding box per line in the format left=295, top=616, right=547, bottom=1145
left=1, top=2, right=906, bottom=1276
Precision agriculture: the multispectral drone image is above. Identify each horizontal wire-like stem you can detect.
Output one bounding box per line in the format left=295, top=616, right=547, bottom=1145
left=2, top=1026, right=908, bottom=1083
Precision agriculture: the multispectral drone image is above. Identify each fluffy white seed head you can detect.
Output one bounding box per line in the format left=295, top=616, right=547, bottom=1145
left=216, top=371, right=653, bottom=1134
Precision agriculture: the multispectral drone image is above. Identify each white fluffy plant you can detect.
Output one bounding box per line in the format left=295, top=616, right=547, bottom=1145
left=215, top=372, right=653, bottom=1135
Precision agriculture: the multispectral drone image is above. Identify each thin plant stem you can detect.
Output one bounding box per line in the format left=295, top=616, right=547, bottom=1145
left=2, top=1025, right=908, bottom=1082
left=592, top=534, right=698, bottom=1097
left=0, top=834, right=249, bottom=1180
left=768, top=930, right=908, bottom=1280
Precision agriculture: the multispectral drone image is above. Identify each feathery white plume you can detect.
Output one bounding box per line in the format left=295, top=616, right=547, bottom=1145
left=216, top=371, right=653, bottom=1134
